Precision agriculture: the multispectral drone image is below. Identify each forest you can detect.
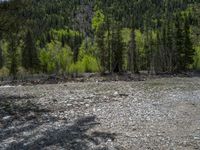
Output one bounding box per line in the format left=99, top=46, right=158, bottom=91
left=0, top=0, right=200, bottom=78
left=1, top=1, right=200, bottom=149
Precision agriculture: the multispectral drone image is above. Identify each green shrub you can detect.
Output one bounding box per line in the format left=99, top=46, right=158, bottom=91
left=69, top=61, right=85, bottom=74
left=17, top=67, right=29, bottom=76
left=79, top=38, right=98, bottom=59
left=194, top=46, right=200, bottom=70
left=74, top=37, right=100, bottom=73
left=69, top=55, right=100, bottom=74
left=39, top=41, right=73, bottom=74
left=0, top=67, right=9, bottom=77
left=82, top=55, right=99, bottom=72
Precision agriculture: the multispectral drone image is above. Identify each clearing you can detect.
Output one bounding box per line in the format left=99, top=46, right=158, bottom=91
left=0, top=77, right=200, bottom=150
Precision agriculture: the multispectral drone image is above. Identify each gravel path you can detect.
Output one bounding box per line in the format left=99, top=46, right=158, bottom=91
left=0, top=77, right=200, bottom=150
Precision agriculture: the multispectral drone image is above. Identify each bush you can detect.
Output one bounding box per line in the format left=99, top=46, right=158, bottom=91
left=194, top=46, right=200, bottom=70
left=0, top=67, right=9, bottom=77
left=17, top=67, right=29, bottom=76
left=69, top=55, right=100, bottom=74
left=82, top=55, right=99, bottom=72
left=69, top=61, right=85, bottom=74
left=39, top=41, right=73, bottom=74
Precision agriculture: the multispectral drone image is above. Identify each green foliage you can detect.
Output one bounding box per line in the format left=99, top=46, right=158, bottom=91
left=69, top=61, right=85, bottom=74
left=0, top=45, right=3, bottom=69
left=95, top=22, right=106, bottom=73
left=50, top=29, right=80, bottom=42
left=39, top=41, right=73, bottom=74
left=135, top=30, right=145, bottom=69
left=191, top=3, right=200, bottom=46
left=50, top=29, right=82, bottom=62
left=79, top=38, right=98, bottom=59
left=128, top=28, right=139, bottom=73
left=194, top=46, right=200, bottom=70
left=0, top=67, right=9, bottom=77
left=39, top=31, right=99, bottom=74
left=22, top=30, right=39, bottom=72
left=121, top=28, right=131, bottom=44
left=82, top=55, right=99, bottom=73
left=111, top=27, right=125, bottom=72
left=77, top=38, right=100, bottom=73
left=17, top=67, right=29, bottom=76
left=121, top=28, right=131, bottom=70
left=121, top=29, right=145, bottom=71
left=7, top=36, right=20, bottom=77
left=0, top=41, right=9, bottom=68
left=174, top=14, right=195, bottom=71
left=183, top=17, right=195, bottom=69
left=92, top=9, right=105, bottom=32
left=69, top=55, right=99, bottom=74
left=0, top=0, right=200, bottom=76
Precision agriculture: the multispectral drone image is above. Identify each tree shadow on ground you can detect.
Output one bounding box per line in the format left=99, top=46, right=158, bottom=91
left=0, top=94, right=48, bottom=117
left=0, top=94, right=51, bottom=144
left=0, top=94, right=35, bottom=101
left=2, top=116, right=117, bottom=150
left=0, top=94, right=117, bottom=150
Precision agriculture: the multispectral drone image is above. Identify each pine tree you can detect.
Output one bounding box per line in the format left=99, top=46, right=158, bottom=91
left=154, top=30, right=163, bottom=73
left=73, top=33, right=82, bottom=63
left=8, top=35, right=18, bottom=78
left=175, top=15, right=185, bottom=71
left=61, top=34, right=65, bottom=47
left=166, top=20, right=175, bottom=72
left=0, top=45, right=3, bottom=69
left=144, top=29, right=152, bottom=73
left=128, top=28, right=139, bottom=73
left=96, top=24, right=106, bottom=73
left=183, top=16, right=195, bottom=69
left=46, top=32, right=51, bottom=43
left=111, top=27, right=124, bottom=73
left=161, top=24, right=167, bottom=72
left=149, top=32, right=156, bottom=74
left=22, top=30, right=39, bottom=72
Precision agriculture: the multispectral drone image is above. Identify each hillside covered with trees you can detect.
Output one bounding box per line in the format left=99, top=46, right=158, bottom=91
left=1, top=1, right=200, bottom=150
left=0, top=0, right=200, bottom=78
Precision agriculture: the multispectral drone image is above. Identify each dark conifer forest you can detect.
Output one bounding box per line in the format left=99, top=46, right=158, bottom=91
left=0, top=0, right=200, bottom=77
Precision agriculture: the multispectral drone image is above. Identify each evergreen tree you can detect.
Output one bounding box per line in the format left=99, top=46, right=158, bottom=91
left=8, top=35, right=18, bottom=78
left=183, top=16, right=195, bottom=69
left=111, top=27, right=124, bottom=73
left=22, top=30, right=39, bottom=72
left=144, top=29, right=151, bottom=73
left=61, top=34, right=65, bottom=47
left=128, top=28, right=139, bottom=73
left=72, top=33, right=82, bottom=63
left=161, top=23, right=167, bottom=72
left=0, top=45, right=3, bottom=69
left=154, top=31, right=162, bottom=73
left=166, top=20, right=175, bottom=72
left=96, top=24, right=106, bottom=73
left=46, top=32, right=51, bottom=43
left=148, top=32, right=156, bottom=74
left=175, top=15, right=185, bottom=71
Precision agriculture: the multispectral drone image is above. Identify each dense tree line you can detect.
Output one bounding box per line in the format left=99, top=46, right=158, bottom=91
left=0, top=0, right=199, bottom=77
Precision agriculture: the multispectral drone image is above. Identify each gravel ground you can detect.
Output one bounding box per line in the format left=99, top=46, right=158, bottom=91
left=0, top=77, right=200, bottom=150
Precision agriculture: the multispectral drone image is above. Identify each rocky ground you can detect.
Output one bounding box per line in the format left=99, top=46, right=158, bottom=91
left=0, top=77, right=200, bottom=150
